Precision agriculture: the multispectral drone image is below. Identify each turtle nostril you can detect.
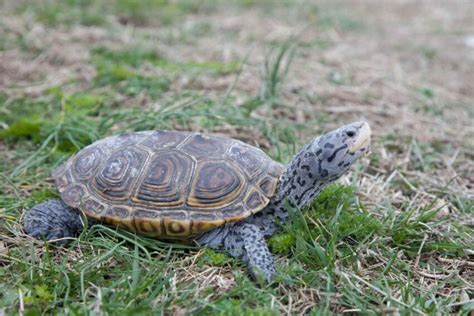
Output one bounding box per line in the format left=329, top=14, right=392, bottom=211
left=346, top=130, right=356, bottom=137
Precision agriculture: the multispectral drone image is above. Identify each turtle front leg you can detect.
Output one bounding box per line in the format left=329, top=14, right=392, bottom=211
left=197, top=222, right=277, bottom=282
left=23, top=199, right=86, bottom=246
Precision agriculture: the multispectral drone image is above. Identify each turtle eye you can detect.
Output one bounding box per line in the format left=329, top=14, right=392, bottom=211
left=345, top=130, right=356, bottom=137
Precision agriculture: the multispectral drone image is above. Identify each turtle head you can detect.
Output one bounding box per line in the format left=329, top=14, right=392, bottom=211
left=310, top=121, right=371, bottom=179
left=278, top=121, right=371, bottom=208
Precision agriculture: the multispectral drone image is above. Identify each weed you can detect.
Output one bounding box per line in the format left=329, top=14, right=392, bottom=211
left=260, top=43, right=296, bottom=105
left=198, top=249, right=232, bottom=267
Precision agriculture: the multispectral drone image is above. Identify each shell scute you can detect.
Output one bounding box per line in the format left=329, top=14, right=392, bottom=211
left=164, top=219, right=190, bottom=236
left=107, top=206, right=130, bottom=219
left=73, top=147, right=103, bottom=180
left=187, top=160, right=245, bottom=209
left=244, top=190, right=269, bottom=213
left=227, top=145, right=267, bottom=178
left=61, top=184, right=85, bottom=208
left=93, top=147, right=148, bottom=201
left=179, top=134, right=227, bottom=157
left=133, top=151, right=193, bottom=207
left=82, top=198, right=105, bottom=216
left=257, top=175, right=278, bottom=198
left=134, top=218, right=162, bottom=235
left=139, top=130, right=189, bottom=151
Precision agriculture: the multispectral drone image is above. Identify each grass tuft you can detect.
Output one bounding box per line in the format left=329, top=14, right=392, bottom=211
left=260, top=43, right=296, bottom=105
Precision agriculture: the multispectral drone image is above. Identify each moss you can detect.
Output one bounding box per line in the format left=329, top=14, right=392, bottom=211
left=309, top=183, right=355, bottom=216
left=268, top=233, right=296, bottom=254
left=0, top=117, right=43, bottom=141
left=65, top=93, right=104, bottom=113
left=0, top=99, right=52, bottom=125
left=96, top=65, right=136, bottom=84
left=0, top=93, right=103, bottom=153
left=198, top=248, right=231, bottom=267
left=309, top=184, right=382, bottom=241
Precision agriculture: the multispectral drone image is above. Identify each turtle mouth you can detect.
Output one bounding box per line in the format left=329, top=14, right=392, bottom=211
left=348, top=122, right=371, bottom=153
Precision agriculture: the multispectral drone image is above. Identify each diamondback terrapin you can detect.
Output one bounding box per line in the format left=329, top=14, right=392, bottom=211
left=24, top=122, right=371, bottom=281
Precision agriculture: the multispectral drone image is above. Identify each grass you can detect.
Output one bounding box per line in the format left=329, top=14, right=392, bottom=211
left=1, top=0, right=473, bottom=315
left=12, top=0, right=214, bottom=27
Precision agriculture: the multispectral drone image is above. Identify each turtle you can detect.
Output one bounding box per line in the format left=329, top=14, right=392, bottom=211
left=24, top=121, right=371, bottom=281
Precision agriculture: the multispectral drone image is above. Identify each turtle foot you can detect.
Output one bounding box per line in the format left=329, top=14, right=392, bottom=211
left=23, top=199, right=84, bottom=246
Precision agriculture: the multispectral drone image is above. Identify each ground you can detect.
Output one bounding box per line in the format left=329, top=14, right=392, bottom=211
left=0, top=0, right=473, bottom=315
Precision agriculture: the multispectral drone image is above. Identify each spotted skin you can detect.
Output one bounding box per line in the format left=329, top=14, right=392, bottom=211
left=197, top=222, right=276, bottom=281
left=24, top=122, right=371, bottom=282
left=24, top=199, right=95, bottom=246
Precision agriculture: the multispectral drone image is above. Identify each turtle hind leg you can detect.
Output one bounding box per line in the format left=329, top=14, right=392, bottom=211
left=23, top=199, right=85, bottom=246
left=198, top=222, right=277, bottom=282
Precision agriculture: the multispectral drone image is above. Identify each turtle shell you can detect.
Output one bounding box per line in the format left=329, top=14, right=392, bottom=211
left=53, top=130, right=284, bottom=239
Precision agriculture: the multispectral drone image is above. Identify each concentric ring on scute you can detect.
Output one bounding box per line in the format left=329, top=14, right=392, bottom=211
left=133, top=151, right=193, bottom=207
left=188, top=161, right=245, bottom=209
left=73, top=147, right=103, bottom=180
left=93, top=147, right=148, bottom=201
